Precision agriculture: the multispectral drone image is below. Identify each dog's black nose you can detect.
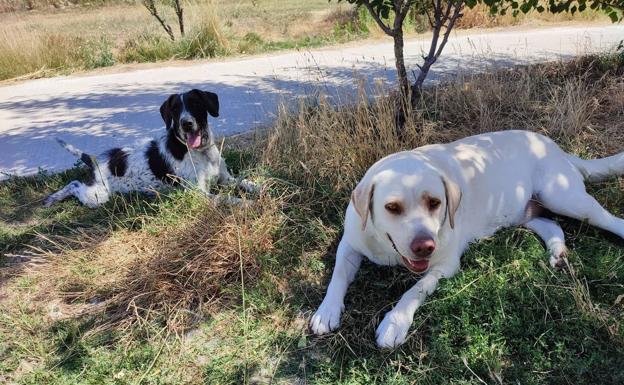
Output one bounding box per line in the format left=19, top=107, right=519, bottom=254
left=181, top=120, right=194, bottom=131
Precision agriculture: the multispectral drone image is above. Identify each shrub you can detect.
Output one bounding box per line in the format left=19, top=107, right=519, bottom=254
left=330, top=5, right=370, bottom=39
left=118, top=6, right=228, bottom=63
left=237, top=32, right=265, bottom=55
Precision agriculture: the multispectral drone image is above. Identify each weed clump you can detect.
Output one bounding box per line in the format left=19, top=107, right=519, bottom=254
left=37, top=192, right=281, bottom=332
left=119, top=7, right=228, bottom=63
left=0, top=32, right=114, bottom=80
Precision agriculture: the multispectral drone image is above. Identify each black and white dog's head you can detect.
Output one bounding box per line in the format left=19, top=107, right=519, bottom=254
left=160, top=89, right=219, bottom=150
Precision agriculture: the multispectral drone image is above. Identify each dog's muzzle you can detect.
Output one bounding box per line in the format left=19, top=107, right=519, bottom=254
left=387, top=233, right=431, bottom=273
left=185, top=130, right=203, bottom=149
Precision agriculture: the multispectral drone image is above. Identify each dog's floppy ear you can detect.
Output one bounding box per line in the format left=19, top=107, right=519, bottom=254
left=351, top=178, right=375, bottom=231
left=160, top=94, right=177, bottom=130
left=195, top=89, right=219, bottom=118
left=441, top=176, right=462, bottom=229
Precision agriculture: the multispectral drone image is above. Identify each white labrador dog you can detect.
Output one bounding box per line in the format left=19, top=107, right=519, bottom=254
left=310, top=130, right=624, bottom=348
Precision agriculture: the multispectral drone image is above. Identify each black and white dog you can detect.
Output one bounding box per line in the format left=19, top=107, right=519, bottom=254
left=45, top=89, right=256, bottom=208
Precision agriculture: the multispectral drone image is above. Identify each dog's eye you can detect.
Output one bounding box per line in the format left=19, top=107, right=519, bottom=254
left=428, top=198, right=441, bottom=211
left=385, top=202, right=402, bottom=215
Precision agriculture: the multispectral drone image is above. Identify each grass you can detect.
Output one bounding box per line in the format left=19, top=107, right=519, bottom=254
left=2, top=53, right=624, bottom=384
left=0, top=0, right=368, bottom=81
left=0, top=0, right=609, bottom=81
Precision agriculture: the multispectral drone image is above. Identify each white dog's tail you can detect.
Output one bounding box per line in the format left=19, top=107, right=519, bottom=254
left=56, top=138, right=96, bottom=169
left=567, top=152, right=624, bottom=182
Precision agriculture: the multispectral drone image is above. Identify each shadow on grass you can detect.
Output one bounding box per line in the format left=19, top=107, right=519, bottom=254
left=0, top=166, right=184, bottom=293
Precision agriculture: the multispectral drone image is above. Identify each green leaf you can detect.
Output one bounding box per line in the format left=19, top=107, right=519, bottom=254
left=609, top=11, right=619, bottom=22
left=380, top=6, right=390, bottom=19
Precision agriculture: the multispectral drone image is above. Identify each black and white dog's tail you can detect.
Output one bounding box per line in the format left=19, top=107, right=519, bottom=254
left=56, top=138, right=97, bottom=169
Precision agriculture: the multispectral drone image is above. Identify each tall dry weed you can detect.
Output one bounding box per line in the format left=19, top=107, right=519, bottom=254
left=35, top=193, right=282, bottom=333
left=263, top=55, right=624, bottom=198
left=0, top=28, right=113, bottom=80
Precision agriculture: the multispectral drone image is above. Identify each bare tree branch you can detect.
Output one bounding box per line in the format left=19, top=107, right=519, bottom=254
left=423, top=0, right=442, bottom=69
left=400, top=0, right=415, bottom=16
left=142, top=0, right=176, bottom=41
left=435, top=1, right=463, bottom=58
left=441, top=0, right=454, bottom=25
left=394, top=0, right=413, bottom=29
left=362, top=1, right=395, bottom=36
left=411, top=0, right=464, bottom=104
left=425, top=4, right=435, bottom=27
left=173, top=0, right=185, bottom=36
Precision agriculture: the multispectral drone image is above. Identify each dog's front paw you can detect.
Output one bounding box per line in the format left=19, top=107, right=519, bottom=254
left=309, top=299, right=343, bottom=335
left=375, top=310, right=412, bottom=348
left=548, top=242, right=568, bottom=270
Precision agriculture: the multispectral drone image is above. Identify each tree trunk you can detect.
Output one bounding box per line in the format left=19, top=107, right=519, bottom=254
left=393, top=28, right=411, bottom=132
left=393, top=29, right=409, bottom=101
left=410, top=0, right=464, bottom=109
left=174, top=0, right=185, bottom=36
left=410, top=59, right=433, bottom=108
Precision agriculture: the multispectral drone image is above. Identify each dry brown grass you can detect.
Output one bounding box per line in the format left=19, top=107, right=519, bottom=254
left=0, top=0, right=348, bottom=80
left=263, top=55, right=624, bottom=197
left=30, top=191, right=283, bottom=333
left=456, top=3, right=606, bottom=29
left=0, top=28, right=107, bottom=80
left=263, top=91, right=446, bottom=203
left=0, top=0, right=57, bottom=13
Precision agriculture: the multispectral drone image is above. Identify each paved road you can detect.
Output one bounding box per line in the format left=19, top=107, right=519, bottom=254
left=1, top=24, right=623, bottom=178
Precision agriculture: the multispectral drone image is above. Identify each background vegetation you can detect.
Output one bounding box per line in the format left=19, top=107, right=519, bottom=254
left=0, top=0, right=607, bottom=81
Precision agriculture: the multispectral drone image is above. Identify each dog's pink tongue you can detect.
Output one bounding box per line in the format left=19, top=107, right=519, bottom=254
left=187, top=132, right=202, bottom=149
left=403, top=257, right=429, bottom=273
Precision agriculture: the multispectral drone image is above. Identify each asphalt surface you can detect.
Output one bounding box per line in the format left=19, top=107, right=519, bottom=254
left=1, top=24, right=623, bottom=178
